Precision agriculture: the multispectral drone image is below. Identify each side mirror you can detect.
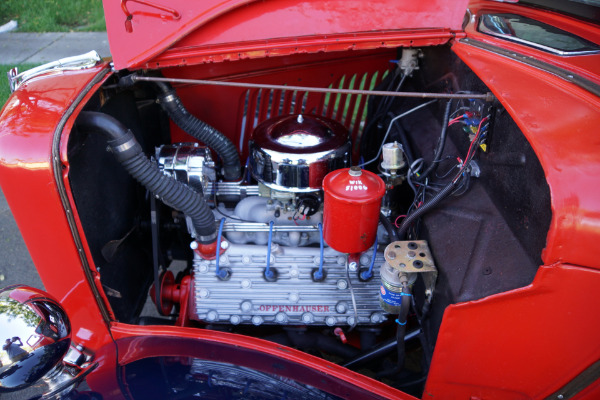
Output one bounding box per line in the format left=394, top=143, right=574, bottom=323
left=0, top=286, right=72, bottom=395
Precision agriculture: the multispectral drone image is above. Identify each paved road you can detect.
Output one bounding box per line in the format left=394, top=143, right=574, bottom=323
left=0, top=187, right=43, bottom=290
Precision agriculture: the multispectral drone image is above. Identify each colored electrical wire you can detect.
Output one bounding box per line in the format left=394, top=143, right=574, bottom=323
left=360, top=235, right=378, bottom=280
left=265, top=220, right=275, bottom=280
left=213, top=206, right=247, bottom=222
left=215, top=218, right=228, bottom=279
left=313, top=223, right=325, bottom=280
left=407, top=158, right=424, bottom=195
left=245, top=156, right=251, bottom=183
left=447, top=114, right=465, bottom=126
left=398, top=116, right=490, bottom=239
left=453, top=116, right=489, bottom=184
left=394, top=215, right=407, bottom=228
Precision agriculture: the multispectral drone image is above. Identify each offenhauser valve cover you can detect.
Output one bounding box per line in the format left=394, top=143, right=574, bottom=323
left=192, top=243, right=387, bottom=326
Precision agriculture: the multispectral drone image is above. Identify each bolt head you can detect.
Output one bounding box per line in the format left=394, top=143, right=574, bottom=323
left=336, top=302, right=348, bottom=314
left=302, top=313, right=314, bottom=323
left=275, top=312, right=287, bottom=323
left=241, top=301, right=252, bottom=312
left=207, top=310, right=218, bottom=321
left=371, top=313, right=384, bottom=323
left=349, top=262, right=358, bottom=272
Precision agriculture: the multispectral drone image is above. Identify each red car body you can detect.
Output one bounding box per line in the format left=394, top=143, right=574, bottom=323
left=1, top=0, right=600, bottom=398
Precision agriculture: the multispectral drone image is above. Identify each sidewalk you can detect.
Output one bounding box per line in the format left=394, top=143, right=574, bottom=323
left=0, top=31, right=111, bottom=293
left=0, top=32, right=111, bottom=64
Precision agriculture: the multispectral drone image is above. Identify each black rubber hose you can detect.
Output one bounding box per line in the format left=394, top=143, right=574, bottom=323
left=411, top=295, right=432, bottom=373
left=76, top=111, right=217, bottom=244
left=397, top=178, right=457, bottom=239
left=379, top=213, right=398, bottom=242
left=154, top=81, right=241, bottom=181
left=265, top=330, right=360, bottom=360
left=343, top=329, right=421, bottom=369
left=396, top=123, right=415, bottom=166
left=285, top=330, right=360, bottom=360
left=396, top=284, right=412, bottom=371
left=416, top=100, right=452, bottom=182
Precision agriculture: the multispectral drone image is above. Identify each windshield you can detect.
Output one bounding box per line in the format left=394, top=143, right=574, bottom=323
left=478, top=13, right=600, bottom=55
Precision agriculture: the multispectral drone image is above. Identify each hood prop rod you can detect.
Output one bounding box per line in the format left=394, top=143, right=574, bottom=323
left=131, top=75, right=494, bottom=101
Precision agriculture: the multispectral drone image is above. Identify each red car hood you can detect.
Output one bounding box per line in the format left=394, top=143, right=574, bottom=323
left=103, top=0, right=469, bottom=70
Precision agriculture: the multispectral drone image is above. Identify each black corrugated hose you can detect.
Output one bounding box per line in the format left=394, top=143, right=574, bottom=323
left=398, top=110, right=485, bottom=239
left=154, top=81, right=241, bottom=181
left=396, top=180, right=457, bottom=239
left=76, top=111, right=217, bottom=244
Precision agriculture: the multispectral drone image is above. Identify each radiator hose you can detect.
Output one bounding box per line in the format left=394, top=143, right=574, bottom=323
left=154, top=81, right=242, bottom=181
left=76, top=111, right=217, bottom=244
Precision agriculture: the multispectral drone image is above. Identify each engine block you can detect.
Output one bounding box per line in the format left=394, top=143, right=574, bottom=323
left=192, top=243, right=387, bottom=326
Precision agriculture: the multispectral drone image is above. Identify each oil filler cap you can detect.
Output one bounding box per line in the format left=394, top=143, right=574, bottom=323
left=349, top=166, right=362, bottom=176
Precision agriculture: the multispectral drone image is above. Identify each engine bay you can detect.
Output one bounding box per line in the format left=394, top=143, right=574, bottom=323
left=67, top=45, right=552, bottom=394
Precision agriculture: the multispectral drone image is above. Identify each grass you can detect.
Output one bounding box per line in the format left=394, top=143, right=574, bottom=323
left=0, top=1, right=105, bottom=105
left=0, top=64, right=41, bottom=107
left=0, top=0, right=105, bottom=32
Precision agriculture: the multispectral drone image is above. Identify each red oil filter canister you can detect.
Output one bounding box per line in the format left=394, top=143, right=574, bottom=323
left=323, top=166, right=386, bottom=254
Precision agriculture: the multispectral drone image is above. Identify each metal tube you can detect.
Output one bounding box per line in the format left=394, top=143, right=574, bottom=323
left=220, top=222, right=318, bottom=232
left=133, top=76, right=494, bottom=101
left=342, top=328, right=421, bottom=368
left=207, top=183, right=260, bottom=197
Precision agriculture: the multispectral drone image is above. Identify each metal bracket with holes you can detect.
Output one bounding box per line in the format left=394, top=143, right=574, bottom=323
left=384, top=240, right=438, bottom=299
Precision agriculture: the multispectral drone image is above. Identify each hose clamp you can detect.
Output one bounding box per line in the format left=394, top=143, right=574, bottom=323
left=196, top=231, right=218, bottom=244
left=161, top=94, right=177, bottom=103
left=112, top=138, right=137, bottom=154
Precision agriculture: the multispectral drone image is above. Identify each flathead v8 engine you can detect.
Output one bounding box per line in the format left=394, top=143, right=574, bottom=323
left=158, top=114, right=396, bottom=326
